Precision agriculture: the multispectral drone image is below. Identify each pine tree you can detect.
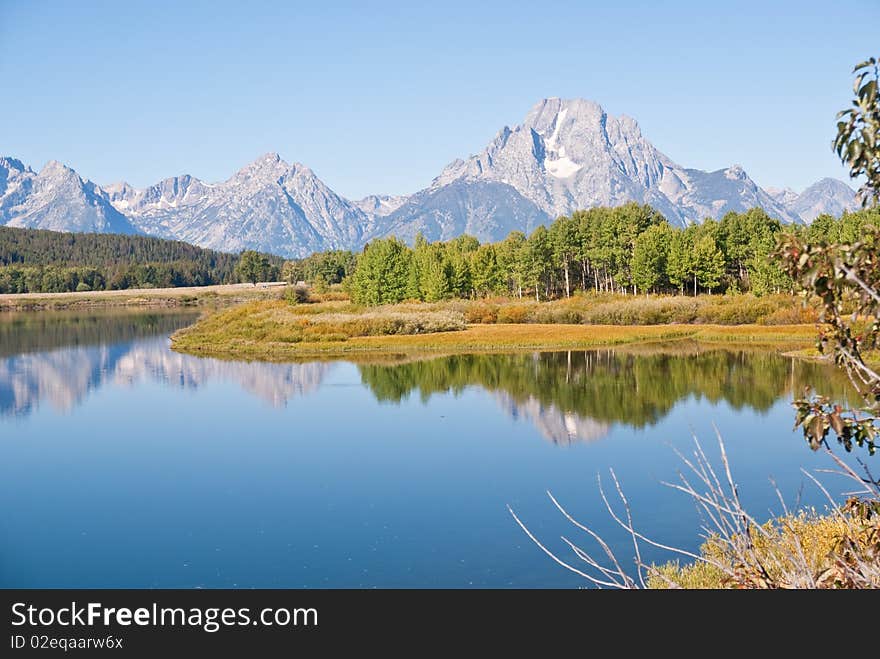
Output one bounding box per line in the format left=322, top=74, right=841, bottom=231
left=236, top=250, right=264, bottom=285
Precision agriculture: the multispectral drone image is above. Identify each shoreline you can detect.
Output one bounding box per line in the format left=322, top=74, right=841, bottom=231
left=171, top=319, right=820, bottom=362
left=0, top=282, right=287, bottom=311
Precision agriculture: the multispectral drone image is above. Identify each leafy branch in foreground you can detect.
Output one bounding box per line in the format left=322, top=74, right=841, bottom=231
left=778, top=227, right=879, bottom=454
left=834, top=57, right=880, bottom=207
left=509, top=434, right=880, bottom=589
left=777, top=56, right=880, bottom=455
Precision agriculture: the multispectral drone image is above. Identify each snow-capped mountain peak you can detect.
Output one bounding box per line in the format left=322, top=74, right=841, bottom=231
left=0, top=98, right=862, bottom=255
left=429, top=97, right=797, bottom=227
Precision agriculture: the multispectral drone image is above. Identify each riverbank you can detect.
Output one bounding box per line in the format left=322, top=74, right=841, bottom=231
left=170, top=298, right=822, bottom=361
left=0, top=282, right=287, bottom=311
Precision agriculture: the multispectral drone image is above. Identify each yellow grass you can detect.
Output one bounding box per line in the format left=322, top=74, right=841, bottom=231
left=171, top=299, right=821, bottom=361
left=648, top=505, right=879, bottom=589
left=0, top=282, right=287, bottom=311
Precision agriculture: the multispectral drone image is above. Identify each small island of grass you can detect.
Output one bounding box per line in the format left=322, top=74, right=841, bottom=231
left=170, top=293, right=823, bottom=361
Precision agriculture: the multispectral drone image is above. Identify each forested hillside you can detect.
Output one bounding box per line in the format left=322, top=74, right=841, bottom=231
left=0, top=227, right=282, bottom=293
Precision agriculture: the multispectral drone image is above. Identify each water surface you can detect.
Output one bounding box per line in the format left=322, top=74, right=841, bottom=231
left=0, top=310, right=859, bottom=587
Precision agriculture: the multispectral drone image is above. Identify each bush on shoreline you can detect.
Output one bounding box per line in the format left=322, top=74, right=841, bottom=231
left=414, top=292, right=817, bottom=327
left=648, top=501, right=880, bottom=588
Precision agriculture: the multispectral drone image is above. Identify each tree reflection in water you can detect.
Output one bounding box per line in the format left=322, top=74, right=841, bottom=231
left=357, top=346, right=856, bottom=444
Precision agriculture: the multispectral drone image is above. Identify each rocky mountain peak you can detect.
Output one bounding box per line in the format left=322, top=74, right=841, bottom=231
left=724, top=165, right=748, bottom=181
left=788, top=177, right=858, bottom=222
left=0, top=99, right=863, bottom=255
left=229, top=152, right=292, bottom=185
left=39, top=160, right=78, bottom=179
left=1, top=158, right=137, bottom=234
left=0, top=156, right=29, bottom=173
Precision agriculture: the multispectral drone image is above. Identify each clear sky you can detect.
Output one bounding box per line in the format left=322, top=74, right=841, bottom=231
left=1, top=0, right=876, bottom=198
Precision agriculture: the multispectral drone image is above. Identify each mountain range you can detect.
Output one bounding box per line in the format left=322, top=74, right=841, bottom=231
left=0, top=98, right=860, bottom=258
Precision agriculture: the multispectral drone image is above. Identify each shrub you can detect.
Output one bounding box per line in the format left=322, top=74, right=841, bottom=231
left=306, top=310, right=467, bottom=338
left=464, top=302, right=499, bottom=324
left=510, top=435, right=880, bottom=590
left=497, top=305, right=530, bottom=323
left=699, top=298, right=777, bottom=324
left=285, top=285, right=311, bottom=304
left=530, top=305, right=584, bottom=324
left=759, top=305, right=820, bottom=325
left=312, top=290, right=350, bottom=302
left=648, top=502, right=879, bottom=588
left=581, top=297, right=700, bottom=325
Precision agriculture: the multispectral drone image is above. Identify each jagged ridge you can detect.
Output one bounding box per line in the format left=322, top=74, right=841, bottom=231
left=0, top=98, right=860, bottom=256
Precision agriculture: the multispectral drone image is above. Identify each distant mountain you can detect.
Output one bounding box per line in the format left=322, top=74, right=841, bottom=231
left=766, top=186, right=800, bottom=207
left=784, top=177, right=858, bottom=222
left=0, top=158, right=137, bottom=234
left=0, top=98, right=863, bottom=255
left=106, top=153, right=373, bottom=258
left=377, top=180, right=549, bottom=243
left=352, top=194, right=408, bottom=217
left=419, top=98, right=801, bottom=239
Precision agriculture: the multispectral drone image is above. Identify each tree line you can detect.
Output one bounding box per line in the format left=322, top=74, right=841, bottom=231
left=0, top=227, right=282, bottom=293
left=287, top=203, right=878, bottom=305
left=358, top=349, right=852, bottom=429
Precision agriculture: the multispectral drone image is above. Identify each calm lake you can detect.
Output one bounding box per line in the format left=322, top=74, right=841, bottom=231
left=0, top=309, right=860, bottom=588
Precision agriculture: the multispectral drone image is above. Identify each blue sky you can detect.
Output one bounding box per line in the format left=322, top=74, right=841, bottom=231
left=1, top=1, right=875, bottom=198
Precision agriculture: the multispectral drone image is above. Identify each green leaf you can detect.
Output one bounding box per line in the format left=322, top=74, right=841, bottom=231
left=854, top=72, right=867, bottom=95
left=861, top=79, right=877, bottom=104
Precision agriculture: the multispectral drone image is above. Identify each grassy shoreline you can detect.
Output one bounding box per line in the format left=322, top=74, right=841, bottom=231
left=170, top=298, right=822, bottom=361
left=0, top=282, right=287, bottom=311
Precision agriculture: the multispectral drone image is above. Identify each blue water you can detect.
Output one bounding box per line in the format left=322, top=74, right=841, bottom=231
left=0, top=311, right=860, bottom=588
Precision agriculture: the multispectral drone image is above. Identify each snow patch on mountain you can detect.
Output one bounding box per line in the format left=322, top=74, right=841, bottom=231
left=0, top=98, right=864, bottom=255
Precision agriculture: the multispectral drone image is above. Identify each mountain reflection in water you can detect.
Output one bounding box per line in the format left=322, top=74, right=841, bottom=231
left=355, top=348, right=856, bottom=445
left=0, top=311, right=855, bottom=447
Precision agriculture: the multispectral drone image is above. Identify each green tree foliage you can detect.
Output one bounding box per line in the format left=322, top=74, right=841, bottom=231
left=631, top=223, right=671, bottom=293
left=524, top=225, right=552, bottom=301
left=282, top=250, right=356, bottom=289
left=332, top=206, right=880, bottom=304
left=549, top=215, right=578, bottom=297
left=748, top=226, right=791, bottom=295
left=0, top=226, right=281, bottom=293
left=236, top=250, right=273, bottom=285
left=421, top=252, right=452, bottom=302
left=349, top=237, right=411, bottom=304
left=666, top=228, right=694, bottom=295
left=496, top=231, right=527, bottom=297
left=692, top=235, right=726, bottom=293
left=834, top=57, right=880, bottom=206
left=470, top=244, right=503, bottom=296
left=779, top=56, right=880, bottom=455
